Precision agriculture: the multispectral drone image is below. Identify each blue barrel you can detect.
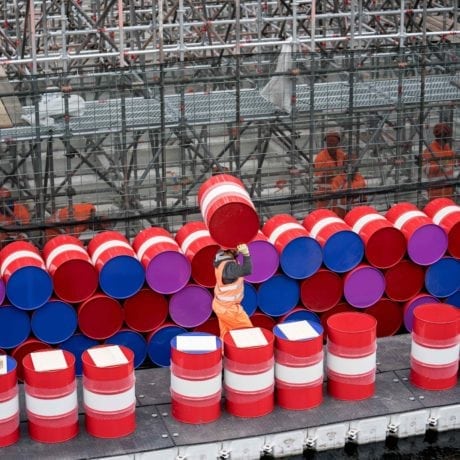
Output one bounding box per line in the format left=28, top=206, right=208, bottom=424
left=425, top=257, right=460, bottom=298
left=147, top=324, right=187, bottom=367
left=446, top=290, right=460, bottom=308
left=0, top=306, right=30, bottom=349
left=59, top=333, right=99, bottom=376
left=257, top=274, right=300, bottom=317
left=279, top=306, right=321, bottom=324
left=31, top=299, right=77, bottom=344
left=242, top=282, right=258, bottom=317
left=105, top=329, right=147, bottom=368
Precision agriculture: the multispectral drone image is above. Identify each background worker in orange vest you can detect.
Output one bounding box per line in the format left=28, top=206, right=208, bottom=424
left=422, top=122, right=456, bottom=201
left=0, top=187, right=31, bottom=246
left=313, top=131, right=348, bottom=210
left=212, top=243, right=253, bottom=340
left=330, top=167, right=368, bottom=218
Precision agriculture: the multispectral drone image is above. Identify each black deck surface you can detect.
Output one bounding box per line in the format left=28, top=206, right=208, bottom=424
left=1, top=334, right=458, bottom=460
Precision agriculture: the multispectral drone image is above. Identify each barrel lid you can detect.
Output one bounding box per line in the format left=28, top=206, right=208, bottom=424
left=364, top=298, right=403, bottom=337
left=280, top=237, right=323, bottom=279
left=242, top=282, right=257, bottom=316
left=274, top=320, right=323, bottom=341
left=242, top=239, right=280, bottom=283
left=169, top=284, right=212, bottom=328
left=408, top=225, right=447, bottom=265
left=425, top=257, right=460, bottom=298
left=403, top=295, right=440, bottom=332
left=300, top=269, right=343, bottom=312
left=343, top=265, right=385, bottom=308
left=366, top=227, right=406, bottom=269
left=31, top=300, right=78, bottom=344
left=147, top=324, right=187, bottom=367
left=384, top=259, right=425, bottom=302
left=257, top=274, right=300, bottom=317
left=0, top=306, right=30, bottom=349
left=322, top=231, right=364, bottom=273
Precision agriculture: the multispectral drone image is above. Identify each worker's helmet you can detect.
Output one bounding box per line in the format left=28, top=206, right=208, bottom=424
left=214, top=249, right=236, bottom=265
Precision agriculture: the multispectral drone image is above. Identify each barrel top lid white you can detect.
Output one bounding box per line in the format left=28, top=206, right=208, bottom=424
left=230, top=327, right=268, bottom=348
left=31, top=349, right=67, bottom=372
left=177, top=335, right=218, bottom=352
left=277, top=320, right=320, bottom=340
left=88, top=345, right=128, bottom=367
left=0, top=355, right=6, bottom=375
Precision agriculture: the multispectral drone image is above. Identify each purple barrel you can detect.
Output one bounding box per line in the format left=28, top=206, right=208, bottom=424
left=343, top=264, right=385, bottom=308
left=169, top=284, right=213, bottom=328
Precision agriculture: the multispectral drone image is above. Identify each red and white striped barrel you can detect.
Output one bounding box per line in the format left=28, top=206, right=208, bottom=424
left=0, top=355, right=19, bottom=447
left=410, top=303, right=459, bottom=390
left=198, top=174, right=259, bottom=248
left=82, top=344, right=136, bottom=438
left=326, top=312, right=377, bottom=400
left=133, top=226, right=191, bottom=294
left=223, top=327, right=274, bottom=417
left=175, top=221, right=219, bottom=288
left=423, top=198, right=460, bottom=259
left=385, top=202, right=447, bottom=266
left=345, top=205, right=406, bottom=269
left=273, top=320, right=324, bottom=410
left=87, top=231, right=144, bottom=299
left=22, top=349, right=78, bottom=443
left=170, top=332, right=223, bottom=423
left=43, top=235, right=98, bottom=303
left=0, top=241, right=53, bottom=310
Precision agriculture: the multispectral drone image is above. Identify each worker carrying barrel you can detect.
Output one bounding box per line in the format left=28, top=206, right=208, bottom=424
left=212, top=243, right=254, bottom=340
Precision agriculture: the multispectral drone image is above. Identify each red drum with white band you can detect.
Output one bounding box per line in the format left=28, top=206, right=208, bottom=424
left=262, top=214, right=322, bottom=279
left=0, top=355, right=19, bottom=447
left=0, top=241, right=52, bottom=310
left=198, top=174, right=259, bottom=248
left=43, top=235, right=98, bottom=303
left=170, top=332, right=222, bottom=423
left=175, top=221, right=219, bottom=288
left=87, top=231, right=144, bottom=299
left=302, top=209, right=364, bottom=273
left=82, top=345, right=136, bottom=438
left=23, top=349, right=78, bottom=443
left=345, top=205, right=406, bottom=269
left=410, top=303, right=459, bottom=390
left=273, top=320, right=324, bottom=410
left=133, top=227, right=191, bottom=294
left=385, top=202, right=447, bottom=266
left=223, top=327, right=274, bottom=417
left=326, top=312, right=377, bottom=400
left=423, top=198, right=460, bottom=259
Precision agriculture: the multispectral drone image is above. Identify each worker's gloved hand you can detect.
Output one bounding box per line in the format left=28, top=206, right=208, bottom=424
left=237, top=243, right=250, bottom=256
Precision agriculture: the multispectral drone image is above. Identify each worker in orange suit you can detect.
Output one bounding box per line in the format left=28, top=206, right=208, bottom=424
left=45, top=202, right=108, bottom=240
left=422, top=123, right=456, bottom=200
left=314, top=132, right=348, bottom=210
left=212, top=243, right=253, bottom=340
left=330, top=170, right=367, bottom=218
left=0, top=187, right=31, bottom=245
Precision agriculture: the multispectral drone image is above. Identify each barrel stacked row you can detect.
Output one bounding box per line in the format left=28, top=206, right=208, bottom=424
left=0, top=174, right=459, bottom=379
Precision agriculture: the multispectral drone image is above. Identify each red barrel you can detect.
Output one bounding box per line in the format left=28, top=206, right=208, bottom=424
left=365, top=298, right=403, bottom=337
left=223, top=327, right=274, bottom=417
left=423, top=198, right=460, bottom=259
left=23, top=349, right=78, bottom=443
left=320, top=302, right=357, bottom=340
left=250, top=312, right=277, bottom=331
left=175, top=221, right=219, bottom=288
left=300, top=269, right=343, bottom=313
left=78, top=294, right=124, bottom=340
left=123, top=288, right=168, bottom=333
left=132, top=227, right=191, bottom=294
left=302, top=209, right=364, bottom=273
left=273, top=320, right=324, bottom=410
left=82, top=344, right=136, bottom=438
left=345, top=205, right=406, bottom=269
left=0, top=241, right=53, bottom=310
left=410, top=303, right=459, bottom=390
left=170, top=332, right=223, bottom=423
left=384, top=259, right=425, bottom=302
left=385, top=202, right=447, bottom=265
left=11, top=338, right=52, bottom=382
left=326, top=312, right=377, bottom=400
left=43, top=235, right=98, bottom=303
left=87, top=231, right=144, bottom=299
left=198, top=174, right=259, bottom=248
left=0, top=355, right=19, bottom=447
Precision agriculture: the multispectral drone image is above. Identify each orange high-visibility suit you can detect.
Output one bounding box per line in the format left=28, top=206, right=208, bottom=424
left=0, top=189, right=31, bottom=244
left=422, top=140, right=456, bottom=200
left=212, top=250, right=253, bottom=340
left=330, top=172, right=367, bottom=218
left=45, top=202, right=96, bottom=240
left=314, top=147, right=348, bottom=209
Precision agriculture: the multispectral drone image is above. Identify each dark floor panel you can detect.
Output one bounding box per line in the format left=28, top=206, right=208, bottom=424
left=2, top=406, right=174, bottom=460
left=376, top=334, right=412, bottom=372
left=135, top=367, right=171, bottom=406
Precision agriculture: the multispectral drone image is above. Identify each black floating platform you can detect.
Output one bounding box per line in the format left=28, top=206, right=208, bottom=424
left=1, top=334, right=459, bottom=460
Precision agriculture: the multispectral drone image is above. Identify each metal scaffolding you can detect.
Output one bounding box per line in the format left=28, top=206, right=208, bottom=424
left=0, top=1, right=459, bottom=245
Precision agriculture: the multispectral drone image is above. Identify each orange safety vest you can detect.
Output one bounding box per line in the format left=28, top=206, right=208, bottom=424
left=46, top=203, right=96, bottom=240
left=422, top=141, right=456, bottom=200
left=0, top=203, right=31, bottom=226
left=212, top=260, right=252, bottom=340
